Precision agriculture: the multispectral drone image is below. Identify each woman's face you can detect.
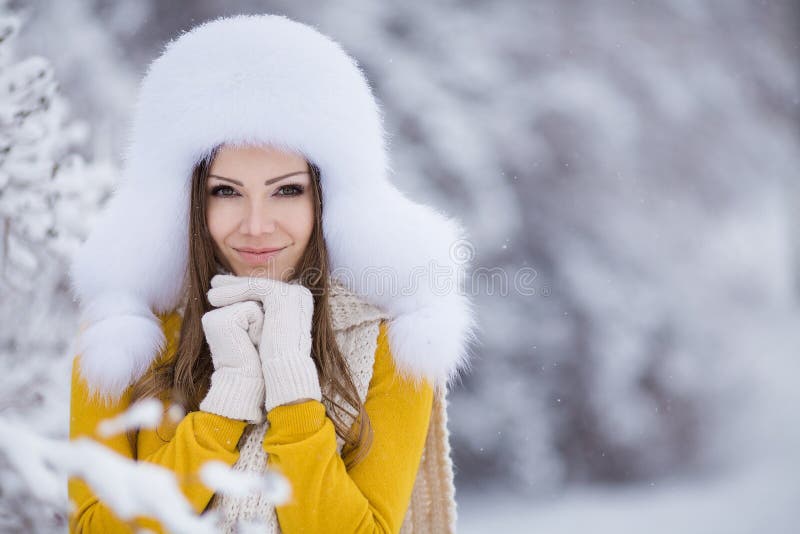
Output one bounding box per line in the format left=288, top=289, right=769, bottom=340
left=206, top=144, right=314, bottom=281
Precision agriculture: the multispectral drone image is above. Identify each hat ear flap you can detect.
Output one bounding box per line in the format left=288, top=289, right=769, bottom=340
left=68, top=173, right=190, bottom=402
left=323, top=181, right=477, bottom=386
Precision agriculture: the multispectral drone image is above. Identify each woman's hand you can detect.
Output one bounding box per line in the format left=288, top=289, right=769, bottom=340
left=207, top=274, right=322, bottom=412
left=198, top=299, right=266, bottom=423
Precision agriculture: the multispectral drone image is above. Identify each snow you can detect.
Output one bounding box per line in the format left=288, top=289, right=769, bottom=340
left=199, top=460, right=290, bottom=503
left=459, top=307, right=800, bottom=532
left=0, top=416, right=218, bottom=533
left=96, top=398, right=163, bottom=438
left=459, top=458, right=799, bottom=534
left=1, top=402, right=294, bottom=532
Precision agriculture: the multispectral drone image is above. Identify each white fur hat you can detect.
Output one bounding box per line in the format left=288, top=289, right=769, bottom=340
left=68, top=14, right=477, bottom=403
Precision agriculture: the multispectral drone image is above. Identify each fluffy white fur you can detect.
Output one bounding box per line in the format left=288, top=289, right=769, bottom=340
left=69, top=14, right=478, bottom=404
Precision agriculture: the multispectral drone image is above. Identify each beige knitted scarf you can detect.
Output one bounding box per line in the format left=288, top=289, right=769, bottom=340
left=195, top=276, right=458, bottom=533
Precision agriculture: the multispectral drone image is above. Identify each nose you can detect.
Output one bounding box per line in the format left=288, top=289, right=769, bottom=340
left=240, top=198, right=277, bottom=235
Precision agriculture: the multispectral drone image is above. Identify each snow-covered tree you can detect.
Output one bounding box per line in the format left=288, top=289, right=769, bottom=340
left=0, top=5, right=116, bottom=531
left=0, top=0, right=116, bottom=333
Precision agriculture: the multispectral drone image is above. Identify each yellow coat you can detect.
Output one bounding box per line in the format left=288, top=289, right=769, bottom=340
left=68, top=311, right=434, bottom=533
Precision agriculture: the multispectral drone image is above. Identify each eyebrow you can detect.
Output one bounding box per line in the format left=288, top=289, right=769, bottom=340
left=208, top=171, right=309, bottom=187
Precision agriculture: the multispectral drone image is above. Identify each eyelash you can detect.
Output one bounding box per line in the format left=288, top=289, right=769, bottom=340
left=209, top=183, right=305, bottom=198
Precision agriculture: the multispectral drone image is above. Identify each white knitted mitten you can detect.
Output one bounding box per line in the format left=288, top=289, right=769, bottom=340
left=198, top=300, right=266, bottom=423
left=207, top=274, right=322, bottom=412
left=258, top=279, right=321, bottom=411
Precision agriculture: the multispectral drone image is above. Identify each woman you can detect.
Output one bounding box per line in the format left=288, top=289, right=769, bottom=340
left=68, top=14, right=476, bottom=533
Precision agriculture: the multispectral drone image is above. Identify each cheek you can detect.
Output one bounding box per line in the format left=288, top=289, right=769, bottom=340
left=296, top=197, right=315, bottom=240
left=205, top=203, right=237, bottom=243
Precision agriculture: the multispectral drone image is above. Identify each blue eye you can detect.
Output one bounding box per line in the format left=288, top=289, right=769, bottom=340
left=277, top=183, right=305, bottom=197
left=210, top=185, right=237, bottom=197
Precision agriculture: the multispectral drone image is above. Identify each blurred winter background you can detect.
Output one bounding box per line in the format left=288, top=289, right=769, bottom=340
left=0, top=0, right=798, bottom=532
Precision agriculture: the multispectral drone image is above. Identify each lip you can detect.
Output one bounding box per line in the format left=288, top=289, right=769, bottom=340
left=235, top=246, right=286, bottom=266
left=237, top=247, right=285, bottom=254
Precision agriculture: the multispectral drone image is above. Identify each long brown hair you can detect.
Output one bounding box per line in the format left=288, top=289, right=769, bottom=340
left=127, top=145, right=373, bottom=469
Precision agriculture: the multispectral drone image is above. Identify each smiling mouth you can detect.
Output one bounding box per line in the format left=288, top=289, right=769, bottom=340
left=235, top=247, right=286, bottom=265
left=236, top=247, right=285, bottom=254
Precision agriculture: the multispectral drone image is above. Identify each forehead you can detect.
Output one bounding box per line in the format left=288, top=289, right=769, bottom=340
left=210, top=144, right=308, bottom=175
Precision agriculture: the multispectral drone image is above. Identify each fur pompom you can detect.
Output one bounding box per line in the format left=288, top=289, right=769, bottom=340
left=387, top=295, right=479, bottom=391
left=76, top=313, right=166, bottom=404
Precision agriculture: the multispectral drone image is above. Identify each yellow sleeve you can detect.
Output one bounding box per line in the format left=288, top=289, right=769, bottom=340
left=262, top=320, right=434, bottom=534
left=68, top=312, right=248, bottom=533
